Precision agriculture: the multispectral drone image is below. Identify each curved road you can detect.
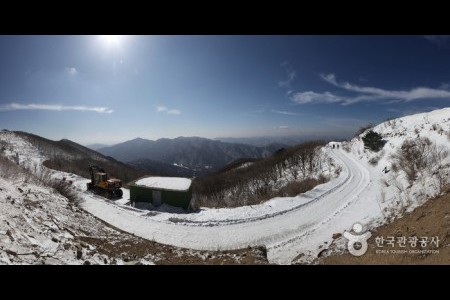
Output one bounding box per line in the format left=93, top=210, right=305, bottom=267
left=81, top=148, right=371, bottom=264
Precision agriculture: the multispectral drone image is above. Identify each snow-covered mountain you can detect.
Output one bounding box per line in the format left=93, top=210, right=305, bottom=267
left=1, top=131, right=147, bottom=184
left=341, top=108, right=450, bottom=222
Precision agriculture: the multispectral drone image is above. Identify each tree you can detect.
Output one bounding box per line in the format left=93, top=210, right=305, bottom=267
left=362, top=131, right=386, bottom=152
left=390, top=137, right=431, bottom=182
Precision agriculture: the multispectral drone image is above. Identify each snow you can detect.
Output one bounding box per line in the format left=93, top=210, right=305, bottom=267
left=173, top=163, right=191, bottom=170
left=0, top=176, right=115, bottom=265
left=78, top=108, right=450, bottom=264
left=1, top=107, right=449, bottom=264
left=236, top=162, right=254, bottom=169
left=135, top=177, right=191, bottom=191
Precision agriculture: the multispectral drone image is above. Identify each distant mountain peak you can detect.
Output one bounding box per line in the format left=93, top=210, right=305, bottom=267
left=96, top=136, right=281, bottom=171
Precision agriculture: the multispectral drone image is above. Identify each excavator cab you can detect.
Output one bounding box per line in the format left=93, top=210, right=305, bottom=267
left=94, top=173, right=108, bottom=185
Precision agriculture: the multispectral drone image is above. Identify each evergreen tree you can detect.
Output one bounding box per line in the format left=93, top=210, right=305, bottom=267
left=362, top=130, right=386, bottom=152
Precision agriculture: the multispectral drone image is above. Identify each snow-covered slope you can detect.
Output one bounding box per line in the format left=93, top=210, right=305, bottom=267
left=342, top=108, right=450, bottom=219
left=0, top=176, right=125, bottom=265
left=1, top=108, right=449, bottom=264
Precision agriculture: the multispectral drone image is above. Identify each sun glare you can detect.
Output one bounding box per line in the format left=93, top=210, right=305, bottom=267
left=100, top=35, right=123, bottom=47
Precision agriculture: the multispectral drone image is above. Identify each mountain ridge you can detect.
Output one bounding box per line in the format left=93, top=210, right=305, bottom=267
left=97, top=136, right=284, bottom=171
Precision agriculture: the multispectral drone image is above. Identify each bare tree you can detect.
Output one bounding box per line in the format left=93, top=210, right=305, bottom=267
left=390, top=137, right=432, bottom=182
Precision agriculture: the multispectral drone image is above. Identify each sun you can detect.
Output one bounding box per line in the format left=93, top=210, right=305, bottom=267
left=100, top=35, right=123, bottom=47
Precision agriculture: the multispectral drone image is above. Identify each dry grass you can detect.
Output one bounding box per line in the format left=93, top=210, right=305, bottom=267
left=368, top=156, right=380, bottom=166
left=278, top=176, right=328, bottom=197
left=0, top=153, right=83, bottom=207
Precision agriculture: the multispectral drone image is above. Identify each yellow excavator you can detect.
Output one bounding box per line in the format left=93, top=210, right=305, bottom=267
left=86, top=165, right=123, bottom=199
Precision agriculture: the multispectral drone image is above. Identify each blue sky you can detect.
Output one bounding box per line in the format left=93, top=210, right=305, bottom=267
left=0, top=35, right=450, bottom=145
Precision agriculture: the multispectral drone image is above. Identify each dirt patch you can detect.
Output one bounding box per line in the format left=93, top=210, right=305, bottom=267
left=79, top=234, right=268, bottom=265
left=319, top=191, right=449, bottom=265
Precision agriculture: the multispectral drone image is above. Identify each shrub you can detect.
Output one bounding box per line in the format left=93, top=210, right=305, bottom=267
left=0, top=153, right=84, bottom=207
left=369, top=156, right=380, bottom=166
left=334, top=165, right=342, bottom=176
left=278, top=176, right=328, bottom=197
left=362, top=130, right=386, bottom=152
left=391, top=162, right=399, bottom=173
left=390, top=137, right=432, bottom=182
left=354, top=124, right=374, bottom=138
left=341, top=143, right=351, bottom=153
left=49, top=180, right=84, bottom=206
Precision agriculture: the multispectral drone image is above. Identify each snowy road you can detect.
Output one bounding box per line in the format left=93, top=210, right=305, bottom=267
left=81, top=148, right=371, bottom=264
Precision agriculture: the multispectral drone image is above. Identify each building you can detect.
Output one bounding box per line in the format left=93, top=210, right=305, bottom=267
left=130, top=176, right=192, bottom=210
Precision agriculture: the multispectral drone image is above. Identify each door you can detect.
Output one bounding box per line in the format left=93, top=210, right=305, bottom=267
left=152, top=190, right=162, bottom=206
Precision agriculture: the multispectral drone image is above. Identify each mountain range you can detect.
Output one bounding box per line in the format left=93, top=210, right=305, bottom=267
left=13, top=131, right=147, bottom=184
left=215, top=135, right=341, bottom=147
left=97, top=136, right=285, bottom=175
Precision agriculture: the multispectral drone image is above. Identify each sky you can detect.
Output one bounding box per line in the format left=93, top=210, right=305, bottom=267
left=0, top=35, right=450, bottom=145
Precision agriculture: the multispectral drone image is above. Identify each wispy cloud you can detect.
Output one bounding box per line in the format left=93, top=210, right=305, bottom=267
left=439, top=82, right=450, bottom=90
left=424, top=35, right=450, bottom=48
left=0, top=103, right=113, bottom=113
left=290, top=74, right=450, bottom=105
left=278, top=126, right=289, bottom=129
left=155, top=106, right=182, bottom=115
left=321, top=73, right=450, bottom=101
left=166, top=109, right=181, bottom=115
left=290, top=91, right=345, bottom=104
left=278, top=61, right=296, bottom=90
left=65, top=67, right=78, bottom=75
left=271, top=109, right=302, bottom=116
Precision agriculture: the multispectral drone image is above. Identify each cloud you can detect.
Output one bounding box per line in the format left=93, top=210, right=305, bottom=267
left=65, top=67, right=78, bottom=75
left=424, top=35, right=450, bottom=48
left=290, top=91, right=344, bottom=104
left=439, top=82, right=450, bottom=90
left=167, top=109, right=181, bottom=115
left=386, top=108, right=401, bottom=113
left=0, top=103, right=113, bottom=113
left=271, top=109, right=302, bottom=116
left=278, top=61, right=296, bottom=89
left=290, top=74, right=450, bottom=105
left=278, top=70, right=296, bottom=88
left=321, top=73, right=450, bottom=101
left=278, top=126, right=289, bottom=129
left=156, top=105, right=181, bottom=115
